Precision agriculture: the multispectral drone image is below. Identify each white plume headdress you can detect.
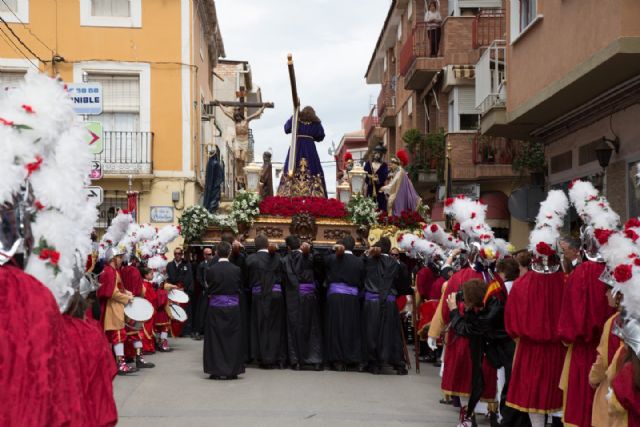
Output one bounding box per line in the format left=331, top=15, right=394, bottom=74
left=0, top=71, right=99, bottom=312
left=528, top=190, right=570, bottom=273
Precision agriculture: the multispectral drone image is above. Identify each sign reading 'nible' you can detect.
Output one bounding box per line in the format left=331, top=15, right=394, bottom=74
left=67, top=83, right=103, bottom=115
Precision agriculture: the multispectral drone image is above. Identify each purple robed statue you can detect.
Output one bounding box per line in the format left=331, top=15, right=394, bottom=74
left=364, top=144, right=389, bottom=212
left=381, top=150, right=422, bottom=216
left=277, top=106, right=327, bottom=198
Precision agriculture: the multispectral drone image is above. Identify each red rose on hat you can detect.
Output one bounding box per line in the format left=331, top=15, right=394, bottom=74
left=613, top=264, right=633, bottom=283
left=594, top=228, right=614, bottom=245
left=625, top=229, right=639, bottom=243
left=535, top=241, right=555, bottom=257
left=430, top=224, right=438, bottom=233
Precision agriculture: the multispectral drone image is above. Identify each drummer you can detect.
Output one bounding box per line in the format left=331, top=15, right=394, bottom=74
left=97, top=247, right=136, bottom=375
left=166, top=247, right=194, bottom=337
left=122, top=258, right=155, bottom=369
left=154, top=270, right=179, bottom=352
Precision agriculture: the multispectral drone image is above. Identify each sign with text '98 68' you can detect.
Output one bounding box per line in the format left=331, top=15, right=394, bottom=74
left=67, top=83, right=102, bottom=115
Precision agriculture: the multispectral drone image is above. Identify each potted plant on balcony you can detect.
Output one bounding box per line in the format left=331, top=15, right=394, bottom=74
left=512, top=141, right=546, bottom=186
left=424, top=129, right=445, bottom=182
left=403, top=128, right=445, bottom=183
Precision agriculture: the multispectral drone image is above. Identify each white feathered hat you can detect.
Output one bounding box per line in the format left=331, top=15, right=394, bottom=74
left=528, top=190, right=570, bottom=273
left=0, top=71, right=99, bottom=312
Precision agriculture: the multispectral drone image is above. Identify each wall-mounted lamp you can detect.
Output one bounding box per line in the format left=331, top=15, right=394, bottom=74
left=595, top=137, right=620, bottom=170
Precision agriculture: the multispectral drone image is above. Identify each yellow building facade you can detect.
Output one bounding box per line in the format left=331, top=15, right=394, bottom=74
left=0, top=0, right=225, bottom=237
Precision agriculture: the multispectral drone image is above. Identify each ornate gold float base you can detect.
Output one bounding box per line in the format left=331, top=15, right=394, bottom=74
left=200, top=215, right=362, bottom=248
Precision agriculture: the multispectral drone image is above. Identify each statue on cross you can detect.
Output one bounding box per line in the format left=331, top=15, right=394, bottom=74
left=211, top=90, right=274, bottom=189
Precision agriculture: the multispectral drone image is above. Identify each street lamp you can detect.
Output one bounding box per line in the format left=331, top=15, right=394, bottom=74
left=350, top=164, right=367, bottom=195
left=337, top=180, right=352, bottom=203
left=243, top=163, right=262, bottom=193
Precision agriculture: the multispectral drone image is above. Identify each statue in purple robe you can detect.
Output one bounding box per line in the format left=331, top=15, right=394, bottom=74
left=364, top=144, right=389, bottom=212
left=277, top=106, right=327, bottom=198
left=380, top=150, right=422, bottom=216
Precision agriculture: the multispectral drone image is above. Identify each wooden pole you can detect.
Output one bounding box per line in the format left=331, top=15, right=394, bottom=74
left=287, top=54, right=300, bottom=176
left=413, top=272, right=421, bottom=374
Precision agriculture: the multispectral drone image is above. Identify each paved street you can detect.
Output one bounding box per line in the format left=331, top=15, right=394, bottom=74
left=114, top=338, right=459, bottom=426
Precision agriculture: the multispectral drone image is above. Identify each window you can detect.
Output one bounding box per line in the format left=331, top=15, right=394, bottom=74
left=550, top=151, right=573, bottom=174
left=510, top=0, right=540, bottom=42
left=449, top=87, right=479, bottom=132
left=407, top=95, right=413, bottom=116
left=407, top=0, right=413, bottom=19
left=91, top=0, right=130, bottom=17
left=97, top=193, right=128, bottom=228
left=0, top=69, right=26, bottom=90
left=629, top=161, right=640, bottom=219
left=397, top=20, right=402, bottom=41
left=80, top=0, right=141, bottom=28
left=0, top=0, right=28, bottom=23
left=519, top=0, right=536, bottom=31
left=88, top=74, right=140, bottom=132
left=397, top=111, right=402, bottom=127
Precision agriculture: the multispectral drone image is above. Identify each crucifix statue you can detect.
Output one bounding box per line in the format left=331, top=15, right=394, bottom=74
left=210, top=89, right=274, bottom=189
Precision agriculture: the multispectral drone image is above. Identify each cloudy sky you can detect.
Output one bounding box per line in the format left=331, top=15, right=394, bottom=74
left=215, top=0, right=390, bottom=195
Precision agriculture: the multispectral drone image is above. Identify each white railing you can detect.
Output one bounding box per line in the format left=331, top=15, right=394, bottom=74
left=475, top=40, right=506, bottom=115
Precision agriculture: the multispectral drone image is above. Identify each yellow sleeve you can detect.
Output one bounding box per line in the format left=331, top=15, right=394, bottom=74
left=428, top=281, right=448, bottom=338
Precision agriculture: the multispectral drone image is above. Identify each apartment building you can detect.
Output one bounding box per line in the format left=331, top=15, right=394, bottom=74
left=0, top=0, right=225, bottom=231
left=335, top=128, right=368, bottom=182
left=476, top=0, right=640, bottom=226
left=365, top=0, right=530, bottom=248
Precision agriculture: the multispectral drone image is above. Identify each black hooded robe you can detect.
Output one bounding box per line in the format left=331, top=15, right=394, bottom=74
left=282, top=251, right=323, bottom=366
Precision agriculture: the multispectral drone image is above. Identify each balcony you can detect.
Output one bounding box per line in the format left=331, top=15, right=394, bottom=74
left=475, top=40, right=509, bottom=136
left=95, top=131, right=153, bottom=176
left=448, top=133, right=520, bottom=180
left=377, top=80, right=396, bottom=128
left=401, top=17, right=479, bottom=91
left=472, top=9, right=506, bottom=49
left=363, top=114, right=380, bottom=141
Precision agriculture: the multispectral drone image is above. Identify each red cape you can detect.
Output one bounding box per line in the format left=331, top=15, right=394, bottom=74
left=416, top=267, right=435, bottom=299
left=505, top=270, right=566, bottom=412
left=0, top=265, right=83, bottom=426
left=61, top=315, right=118, bottom=427
left=611, top=361, right=640, bottom=427
left=121, top=265, right=143, bottom=296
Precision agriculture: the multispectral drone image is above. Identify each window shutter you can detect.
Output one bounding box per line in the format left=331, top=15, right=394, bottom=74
left=89, top=74, right=140, bottom=112
left=0, top=70, right=25, bottom=89
left=458, top=86, right=479, bottom=115
left=0, top=0, right=18, bottom=12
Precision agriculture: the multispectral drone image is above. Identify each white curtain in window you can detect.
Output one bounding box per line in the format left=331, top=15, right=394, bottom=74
left=0, top=0, right=18, bottom=12
left=91, top=0, right=130, bottom=17
left=0, top=70, right=26, bottom=89
left=89, top=74, right=140, bottom=113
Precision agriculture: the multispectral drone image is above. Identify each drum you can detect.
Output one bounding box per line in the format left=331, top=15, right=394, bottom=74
left=124, top=297, right=154, bottom=330
left=168, top=304, right=188, bottom=323
left=168, top=289, right=189, bottom=304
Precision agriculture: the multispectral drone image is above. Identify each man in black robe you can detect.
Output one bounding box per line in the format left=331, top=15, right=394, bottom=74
left=203, top=241, right=245, bottom=380
left=282, top=235, right=323, bottom=371
left=324, top=235, right=365, bottom=371
left=194, top=247, right=216, bottom=340
left=362, top=237, right=412, bottom=375
left=246, top=234, right=287, bottom=369
left=221, top=230, right=250, bottom=363
left=203, top=146, right=224, bottom=213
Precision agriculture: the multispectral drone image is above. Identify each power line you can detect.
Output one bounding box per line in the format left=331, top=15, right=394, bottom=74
left=0, top=25, right=38, bottom=69
left=0, top=15, right=46, bottom=63
left=0, top=0, right=53, bottom=53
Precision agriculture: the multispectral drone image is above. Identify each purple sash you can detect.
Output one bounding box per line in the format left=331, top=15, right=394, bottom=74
left=252, top=284, right=282, bottom=294
left=299, top=283, right=315, bottom=295
left=328, top=282, right=358, bottom=296
left=209, top=295, right=240, bottom=308
left=364, top=291, right=396, bottom=302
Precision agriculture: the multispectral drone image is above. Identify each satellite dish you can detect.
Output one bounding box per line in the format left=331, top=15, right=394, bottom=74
left=509, top=186, right=545, bottom=223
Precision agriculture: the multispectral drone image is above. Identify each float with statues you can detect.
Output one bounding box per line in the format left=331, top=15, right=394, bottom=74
left=180, top=55, right=426, bottom=251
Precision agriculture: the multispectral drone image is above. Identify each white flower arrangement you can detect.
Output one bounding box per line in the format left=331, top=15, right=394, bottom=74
left=346, top=194, right=378, bottom=227
left=229, top=190, right=261, bottom=225
left=178, top=205, right=213, bottom=242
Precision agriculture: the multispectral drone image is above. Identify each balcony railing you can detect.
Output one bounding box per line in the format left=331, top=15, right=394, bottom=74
left=472, top=9, right=505, bottom=49
left=400, top=23, right=437, bottom=76
left=363, top=114, right=380, bottom=140
left=377, top=82, right=395, bottom=117
left=475, top=40, right=506, bottom=114
left=473, top=135, right=521, bottom=165
left=95, top=131, right=153, bottom=175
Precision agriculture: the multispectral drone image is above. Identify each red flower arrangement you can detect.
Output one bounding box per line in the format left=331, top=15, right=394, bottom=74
left=594, top=228, right=614, bottom=245
left=378, top=210, right=424, bottom=230
left=259, top=196, right=346, bottom=218
left=535, top=241, right=556, bottom=257
left=613, top=264, right=633, bottom=283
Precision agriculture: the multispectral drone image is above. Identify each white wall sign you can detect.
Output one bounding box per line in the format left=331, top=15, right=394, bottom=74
left=150, top=206, right=174, bottom=223
left=67, top=83, right=103, bottom=115
left=84, top=186, right=103, bottom=205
